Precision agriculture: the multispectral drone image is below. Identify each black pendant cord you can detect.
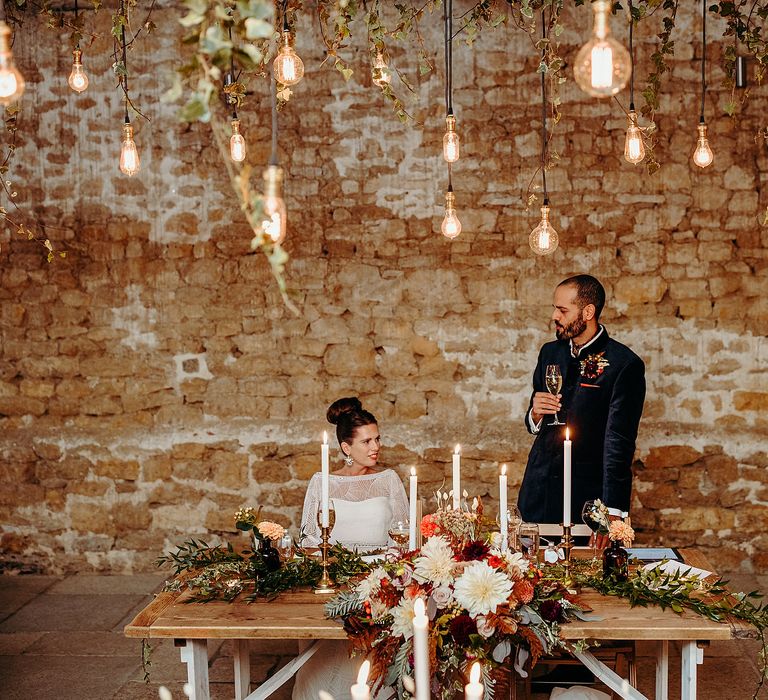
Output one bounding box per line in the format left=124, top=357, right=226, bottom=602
left=228, top=24, right=237, bottom=121
left=121, top=0, right=129, bottom=123
left=628, top=1, right=634, bottom=111
left=444, top=0, right=453, bottom=192
left=269, top=74, right=278, bottom=167
left=700, top=0, right=706, bottom=122
left=74, top=0, right=80, bottom=50
left=540, top=8, right=548, bottom=206
left=282, top=0, right=289, bottom=33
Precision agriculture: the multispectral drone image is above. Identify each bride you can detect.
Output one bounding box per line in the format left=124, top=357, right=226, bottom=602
left=292, top=397, right=409, bottom=700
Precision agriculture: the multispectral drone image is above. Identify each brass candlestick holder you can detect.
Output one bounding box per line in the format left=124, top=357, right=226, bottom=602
left=314, top=509, right=336, bottom=595
left=560, top=524, right=579, bottom=594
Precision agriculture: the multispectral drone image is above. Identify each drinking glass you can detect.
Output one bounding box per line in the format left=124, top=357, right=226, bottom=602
left=518, top=522, right=540, bottom=561
left=496, top=504, right=523, bottom=551
left=581, top=500, right=601, bottom=559
left=277, top=533, right=293, bottom=560
left=545, top=364, right=565, bottom=426
left=388, top=518, right=410, bottom=552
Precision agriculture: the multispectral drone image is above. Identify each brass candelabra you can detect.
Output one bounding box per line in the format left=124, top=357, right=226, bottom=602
left=314, top=508, right=336, bottom=595
left=560, top=524, right=579, bottom=593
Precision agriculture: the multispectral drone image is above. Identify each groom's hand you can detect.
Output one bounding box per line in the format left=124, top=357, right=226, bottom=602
left=531, top=391, right=562, bottom=423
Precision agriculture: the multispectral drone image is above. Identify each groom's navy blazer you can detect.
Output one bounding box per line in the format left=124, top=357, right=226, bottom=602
left=518, top=327, right=646, bottom=524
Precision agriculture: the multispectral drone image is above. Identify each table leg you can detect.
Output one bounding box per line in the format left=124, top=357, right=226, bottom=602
left=655, top=640, right=669, bottom=700
left=234, top=639, right=251, bottom=700
left=179, top=639, right=210, bottom=700
left=681, top=640, right=704, bottom=700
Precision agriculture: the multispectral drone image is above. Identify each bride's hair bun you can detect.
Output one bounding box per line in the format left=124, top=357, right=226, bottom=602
left=327, top=397, right=363, bottom=425
left=326, top=397, right=377, bottom=447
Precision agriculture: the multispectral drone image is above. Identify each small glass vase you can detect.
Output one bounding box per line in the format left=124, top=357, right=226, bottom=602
left=254, top=534, right=281, bottom=572
left=602, top=539, right=628, bottom=582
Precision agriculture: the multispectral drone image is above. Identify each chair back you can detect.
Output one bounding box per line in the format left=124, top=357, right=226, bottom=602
left=537, top=523, right=592, bottom=538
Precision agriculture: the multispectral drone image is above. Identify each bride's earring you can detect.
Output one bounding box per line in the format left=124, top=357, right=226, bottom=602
left=343, top=451, right=354, bottom=467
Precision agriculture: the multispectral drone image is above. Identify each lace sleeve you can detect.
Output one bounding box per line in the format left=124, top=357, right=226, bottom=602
left=300, top=473, right=322, bottom=547
left=387, top=469, right=410, bottom=525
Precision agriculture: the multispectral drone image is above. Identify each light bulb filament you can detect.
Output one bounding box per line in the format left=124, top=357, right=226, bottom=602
left=692, top=123, right=714, bottom=168
left=0, top=22, right=24, bottom=104
left=119, top=123, right=140, bottom=177
left=441, top=191, right=462, bottom=239
left=230, top=119, right=246, bottom=162
left=443, top=114, right=460, bottom=163
left=68, top=49, right=89, bottom=93
left=590, top=45, right=613, bottom=89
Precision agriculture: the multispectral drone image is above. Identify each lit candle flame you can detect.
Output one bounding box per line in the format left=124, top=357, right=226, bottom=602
left=411, top=466, right=416, bottom=477
left=413, top=597, right=426, bottom=618
left=501, top=463, right=507, bottom=476
left=470, top=662, right=481, bottom=684
left=323, top=431, right=328, bottom=444
left=454, top=444, right=460, bottom=455
left=565, top=427, right=570, bottom=441
left=356, top=659, right=370, bottom=686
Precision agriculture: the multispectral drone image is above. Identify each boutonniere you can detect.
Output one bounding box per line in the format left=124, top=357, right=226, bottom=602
left=580, top=351, right=609, bottom=380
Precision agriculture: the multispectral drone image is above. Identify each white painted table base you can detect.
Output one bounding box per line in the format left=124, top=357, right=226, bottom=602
left=178, top=638, right=322, bottom=700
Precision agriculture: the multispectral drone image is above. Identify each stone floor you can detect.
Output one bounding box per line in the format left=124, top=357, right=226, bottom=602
left=0, top=572, right=765, bottom=699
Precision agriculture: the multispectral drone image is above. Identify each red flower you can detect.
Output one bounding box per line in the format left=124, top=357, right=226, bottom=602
left=487, top=555, right=503, bottom=568
left=421, top=514, right=439, bottom=537
left=449, top=614, right=477, bottom=646
left=513, top=579, right=535, bottom=604
left=458, top=540, right=490, bottom=561
left=539, top=599, right=564, bottom=623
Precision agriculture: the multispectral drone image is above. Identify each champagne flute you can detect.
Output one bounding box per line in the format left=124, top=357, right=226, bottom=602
left=495, top=504, right=523, bottom=551
left=388, top=518, right=410, bottom=552
left=518, top=522, right=540, bottom=561
left=545, top=364, right=565, bottom=426
left=581, top=500, right=601, bottom=560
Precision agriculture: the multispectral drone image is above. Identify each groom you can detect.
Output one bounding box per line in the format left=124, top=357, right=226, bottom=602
left=518, top=275, right=646, bottom=543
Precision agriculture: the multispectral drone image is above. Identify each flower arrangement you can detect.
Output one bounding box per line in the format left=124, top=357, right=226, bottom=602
left=608, top=520, right=635, bottom=548
left=579, top=351, right=609, bottom=380
left=326, top=506, right=590, bottom=700
left=234, top=507, right=286, bottom=543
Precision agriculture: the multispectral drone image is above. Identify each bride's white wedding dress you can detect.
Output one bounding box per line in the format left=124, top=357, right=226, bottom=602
left=291, top=469, right=409, bottom=700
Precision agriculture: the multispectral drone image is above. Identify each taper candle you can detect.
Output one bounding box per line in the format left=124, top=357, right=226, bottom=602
left=499, top=464, right=508, bottom=552
left=409, top=467, right=417, bottom=551
left=465, top=662, right=483, bottom=700
left=452, top=445, right=461, bottom=509
left=412, top=598, right=430, bottom=700
left=563, top=427, right=572, bottom=527
left=321, top=431, right=330, bottom=528
left=350, top=659, right=370, bottom=700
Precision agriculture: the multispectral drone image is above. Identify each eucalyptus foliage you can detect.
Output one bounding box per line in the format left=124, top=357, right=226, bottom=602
left=156, top=537, right=372, bottom=602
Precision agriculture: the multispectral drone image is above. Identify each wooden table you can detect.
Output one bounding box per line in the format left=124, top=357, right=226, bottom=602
left=124, top=549, right=754, bottom=700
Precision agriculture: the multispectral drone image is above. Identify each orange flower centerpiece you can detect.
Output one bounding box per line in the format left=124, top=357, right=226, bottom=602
left=326, top=499, right=589, bottom=699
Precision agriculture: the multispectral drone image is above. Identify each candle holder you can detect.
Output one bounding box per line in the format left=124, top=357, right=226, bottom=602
left=560, top=524, right=580, bottom=594
left=314, top=509, right=336, bottom=595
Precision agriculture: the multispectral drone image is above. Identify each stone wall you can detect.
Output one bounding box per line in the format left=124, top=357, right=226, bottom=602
left=0, top=3, right=766, bottom=574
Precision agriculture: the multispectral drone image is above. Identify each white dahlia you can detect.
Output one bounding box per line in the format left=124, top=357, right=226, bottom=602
left=453, top=560, right=514, bottom=617
left=413, top=536, right=456, bottom=587
left=356, top=566, right=387, bottom=603
left=391, top=595, right=419, bottom=639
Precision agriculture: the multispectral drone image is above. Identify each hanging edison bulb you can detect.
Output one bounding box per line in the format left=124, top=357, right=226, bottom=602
left=692, top=121, right=713, bottom=168
left=371, top=51, right=391, bottom=87
left=573, top=0, right=632, bottom=98
left=259, top=165, right=287, bottom=245
left=0, top=21, right=24, bottom=105
left=67, top=48, right=89, bottom=93
left=624, top=110, right=645, bottom=164
left=230, top=118, right=246, bottom=162
left=529, top=203, right=559, bottom=255
left=441, top=190, right=462, bottom=239
left=119, top=121, right=140, bottom=176
left=273, top=31, right=304, bottom=86
left=443, top=114, right=460, bottom=163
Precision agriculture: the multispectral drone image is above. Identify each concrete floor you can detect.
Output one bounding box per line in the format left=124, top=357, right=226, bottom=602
left=0, top=572, right=764, bottom=699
